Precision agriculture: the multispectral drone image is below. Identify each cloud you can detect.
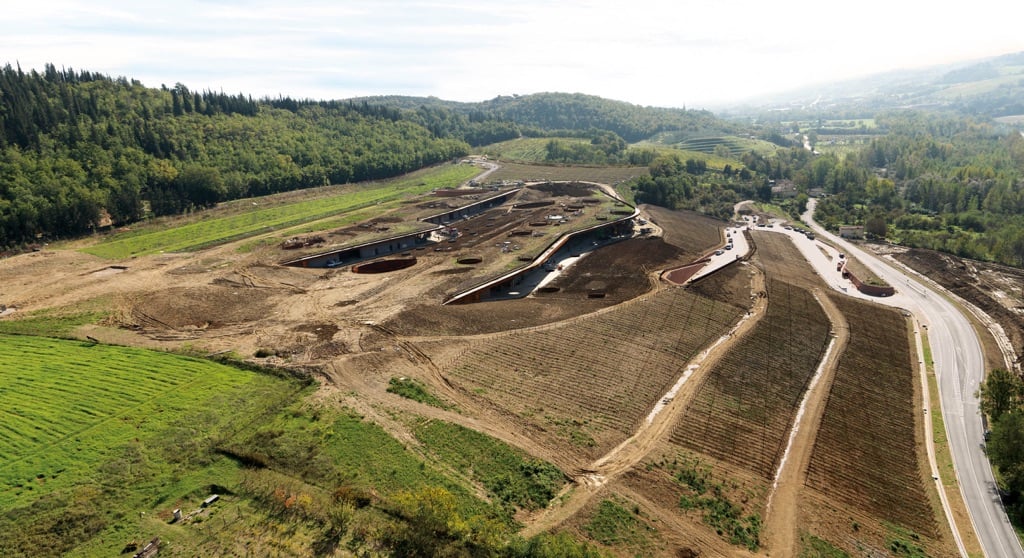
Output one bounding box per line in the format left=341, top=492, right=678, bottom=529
left=1, top=0, right=1020, bottom=108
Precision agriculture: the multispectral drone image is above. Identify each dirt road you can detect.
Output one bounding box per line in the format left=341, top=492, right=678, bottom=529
left=521, top=266, right=768, bottom=537
left=761, top=289, right=850, bottom=557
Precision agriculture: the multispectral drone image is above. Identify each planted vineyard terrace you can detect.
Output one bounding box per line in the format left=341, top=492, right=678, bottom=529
left=446, top=287, right=747, bottom=459
left=803, top=295, right=953, bottom=555
left=671, top=279, right=832, bottom=478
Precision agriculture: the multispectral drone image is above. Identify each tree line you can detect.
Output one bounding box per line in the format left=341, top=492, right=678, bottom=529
left=672, top=110, right=1024, bottom=268
left=0, top=64, right=493, bottom=248
left=980, top=368, right=1024, bottom=526
left=350, top=91, right=733, bottom=143
left=628, top=153, right=764, bottom=220
left=1, top=65, right=736, bottom=250
left=805, top=111, right=1024, bottom=267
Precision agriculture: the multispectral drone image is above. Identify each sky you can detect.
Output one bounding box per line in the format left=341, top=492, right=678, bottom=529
left=2, top=0, right=1022, bottom=110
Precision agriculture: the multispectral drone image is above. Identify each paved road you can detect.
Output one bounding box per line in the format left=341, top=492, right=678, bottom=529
left=686, top=223, right=751, bottom=283
left=800, top=200, right=1022, bottom=558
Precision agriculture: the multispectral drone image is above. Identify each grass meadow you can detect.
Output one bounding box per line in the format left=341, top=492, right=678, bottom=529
left=0, top=332, right=570, bottom=555
left=0, top=334, right=307, bottom=555
left=81, top=164, right=480, bottom=259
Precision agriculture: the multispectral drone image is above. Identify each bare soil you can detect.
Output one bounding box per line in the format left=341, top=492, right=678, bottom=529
left=0, top=174, right=985, bottom=557
left=875, top=244, right=1024, bottom=369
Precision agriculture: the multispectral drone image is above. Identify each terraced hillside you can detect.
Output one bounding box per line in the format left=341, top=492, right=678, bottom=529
left=803, top=294, right=953, bottom=555
left=670, top=279, right=831, bottom=478
left=445, top=287, right=747, bottom=459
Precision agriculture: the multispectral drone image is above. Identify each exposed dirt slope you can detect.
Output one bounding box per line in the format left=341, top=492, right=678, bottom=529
left=884, top=245, right=1024, bottom=367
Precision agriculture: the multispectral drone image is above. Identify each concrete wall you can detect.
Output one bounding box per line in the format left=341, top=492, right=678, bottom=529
left=845, top=267, right=896, bottom=297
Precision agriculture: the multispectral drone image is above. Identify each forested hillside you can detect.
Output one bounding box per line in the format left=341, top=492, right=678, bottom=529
left=733, top=50, right=1024, bottom=121
left=355, top=92, right=732, bottom=143
left=810, top=112, right=1024, bottom=267
left=0, top=66, right=738, bottom=249
left=619, top=108, right=1024, bottom=267
left=0, top=65, right=478, bottom=247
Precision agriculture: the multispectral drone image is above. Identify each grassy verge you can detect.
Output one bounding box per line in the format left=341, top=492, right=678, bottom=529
left=412, top=419, right=565, bottom=514
left=752, top=202, right=791, bottom=219
left=484, top=161, right=648, bottom=186
left=923, top=332, right=985, bottom=557
left=584, top=497, right=656, bottom=552
left=799, top=532, right=850, bottom=557
left=387, top=377, right=453, bottom=410
left=923, top=333, right=956, bottom=486
left=885, top=522, right=930, bottom=557
left=0, top=307, right=107, bottom=337
left=668, top=455, right=761, bottom=551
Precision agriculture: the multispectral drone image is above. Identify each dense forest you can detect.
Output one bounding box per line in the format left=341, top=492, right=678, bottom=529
left=628, top=154, right=764, bottom=220
left=980, top=369, right=1024, bottom=526
left=0, top=64, right=519, bottom=247
left=353, top=92, right=732, bottom=143
left=0, top=66, right=736, bottom=249
left=806, top=112, right=1024, bottom=267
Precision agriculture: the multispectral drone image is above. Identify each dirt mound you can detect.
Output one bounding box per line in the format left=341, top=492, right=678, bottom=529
left=531, top=181, right=596, bottom=198
left=689, top=263, right=752, bottom=310
left=548, top=238, right=679, bottom=300
left=292, top=323, right=339, bottom=341
left=644, top=205, right=722, bottom=257
left=132, top=285, right=276, bottom=329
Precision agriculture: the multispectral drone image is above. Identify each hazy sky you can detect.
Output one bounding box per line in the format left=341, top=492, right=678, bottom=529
left=3, top=1, right=1021, bottom=109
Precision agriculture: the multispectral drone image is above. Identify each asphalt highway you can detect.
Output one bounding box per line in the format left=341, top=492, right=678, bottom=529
left=799, top=199, right=1022, bottom=558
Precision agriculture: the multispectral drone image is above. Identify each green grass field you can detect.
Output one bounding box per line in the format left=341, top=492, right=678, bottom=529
left=0, top=334, right=307, bottom=555
left=481, top=137, right=581, bottom=162
left=81, top=164, right=480, bottom=259
left=0, top=333, right=582, bottom=554
left=0, top=336, right=303, bottom=506
left=413, top=419, right=565, bottom=513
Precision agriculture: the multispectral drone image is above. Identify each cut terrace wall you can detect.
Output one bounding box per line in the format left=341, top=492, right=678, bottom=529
left=843, top=265, right=895, bottom=297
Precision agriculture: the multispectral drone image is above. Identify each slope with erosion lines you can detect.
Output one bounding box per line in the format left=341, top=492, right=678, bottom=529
left=642, top=205, right=724, bottom=253
left=750, top=229, right=828, bottom=291
left=387, top=232, right=719, bottom=338
left=803, top=294, right=955, bottom=555
left=444, top=286, right=747, bottom=462
left=892, top=246, right=1024, bottom=366
left=670, top=278, right=832, bottom=478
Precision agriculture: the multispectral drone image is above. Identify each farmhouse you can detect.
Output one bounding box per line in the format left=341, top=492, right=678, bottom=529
left=839, top=225, right=865, bottom=239
left=770, top=180, right=798, bottom=199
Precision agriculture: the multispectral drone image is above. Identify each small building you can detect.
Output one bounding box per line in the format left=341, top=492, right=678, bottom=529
left=770, top=180, right=798, bottom=199
left=838, top=225, right=864, bottom=239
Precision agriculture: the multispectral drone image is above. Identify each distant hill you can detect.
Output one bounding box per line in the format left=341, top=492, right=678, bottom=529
left=725, top=50, right=1024, bottom=119
left=352, top=92, right=734, bottom=142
